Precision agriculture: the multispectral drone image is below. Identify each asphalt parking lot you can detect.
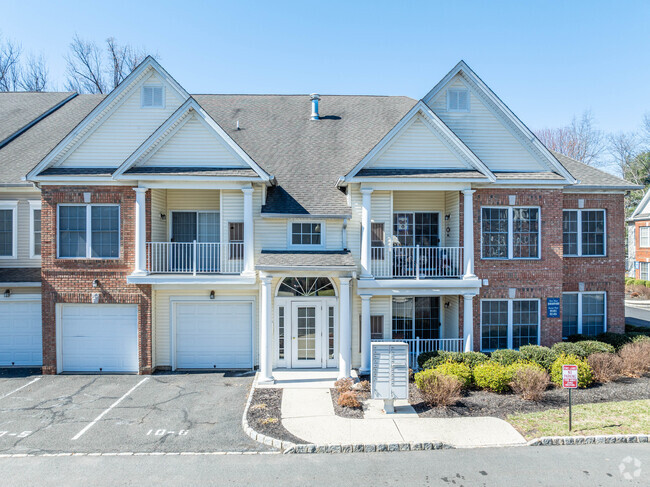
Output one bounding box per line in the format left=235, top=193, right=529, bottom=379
left=0, top=371, right=271, bottom=454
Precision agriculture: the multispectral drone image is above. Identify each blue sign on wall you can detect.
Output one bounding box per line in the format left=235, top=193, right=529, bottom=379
left=547, top=298, right=560, bottom=318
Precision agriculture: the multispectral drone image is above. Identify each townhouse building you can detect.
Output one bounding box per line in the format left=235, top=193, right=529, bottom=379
left=628, top=191, right=650, bottom=278
left=0, top=59, right=638, bottom=379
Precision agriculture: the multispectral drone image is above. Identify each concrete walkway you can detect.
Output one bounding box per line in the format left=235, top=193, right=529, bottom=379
left=280, top=387, right=527, bottom=448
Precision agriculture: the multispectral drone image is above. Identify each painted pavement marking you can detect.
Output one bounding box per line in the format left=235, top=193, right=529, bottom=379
left=0, top=377, right=41, bottom=401
left=71, top=378, right=149, bottom=441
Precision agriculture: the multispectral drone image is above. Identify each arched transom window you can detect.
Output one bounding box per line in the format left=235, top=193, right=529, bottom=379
left=277, top=277, right=335, bottom=297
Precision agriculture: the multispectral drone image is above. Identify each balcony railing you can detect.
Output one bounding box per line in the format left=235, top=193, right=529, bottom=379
left=371, top=245, right=463, bottom=279
left=372, top=337, right=465, bottom=369
left=146, top=241, right=244, bottom=275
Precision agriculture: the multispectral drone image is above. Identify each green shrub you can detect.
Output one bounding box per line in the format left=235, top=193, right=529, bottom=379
left=632, top=279, right=645, bottom=286
left=550, top=354, right=594, bottom=388
left=433, top=361, right=473, bottom=388
left=490, top=349, right=523, bottom=366
left=422, top=351, right=488, bottom=370
left=631, top=334, right=650, bottom=343
left=596, top=332, right=632, bottom=350
left=473, top=362, right=515, bottom=393
left=518, top=345, right=558, bottom=371
left=645, top=280, right=650, bottom=288
left=575, top=340, right=615, bottom=356
left=417, top=351, right=439, bottom=369
left=625, top=277, right=633, bottom=285
left=566, top=334, right=589, bottom=343
left=552, top=342, right=587, bottom=359
left=413, top=368, right=462, bottom=407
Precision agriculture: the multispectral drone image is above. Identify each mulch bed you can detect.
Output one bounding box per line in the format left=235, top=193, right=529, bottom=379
left=410, top=375, right=650, bottom=419
left=330, top=388, right=369, bottom=419
left=247, top=388, right=305, bottom=444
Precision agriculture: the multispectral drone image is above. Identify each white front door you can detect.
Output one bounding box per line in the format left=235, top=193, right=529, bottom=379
left=291, top=302, right=322, bottom=368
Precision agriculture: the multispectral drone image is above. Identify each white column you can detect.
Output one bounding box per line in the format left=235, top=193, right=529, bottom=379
left=463, top=294, right=474, bottom=352
left=462, top=189, right=477, bottom=279
left=133, top=187, right=147, bottom=276
left=360, top=294, right=371, bottom=374
left=360, top=188, right=373, bottom=278
left=338, top=277, right=352, bottom=379
left=242, top=187, right=255, bottom=276
left=259, top=276, right=274, bottom=383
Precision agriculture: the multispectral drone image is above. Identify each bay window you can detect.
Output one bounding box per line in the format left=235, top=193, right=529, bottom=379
left=562, top=292, right=606, bottom=338
left=480, top=299, right=540, bottom=351
left=563, top=209, right=606, bottom=256
left=481, top=207, right=540, bottom=259
left=58, top=204, right=120, bottom=258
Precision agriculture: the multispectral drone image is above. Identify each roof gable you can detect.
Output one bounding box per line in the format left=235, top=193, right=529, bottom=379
left=344, top=101, right=495, bottom=182
left=423, top=61, right=576, bottom=182
left=113, top=98, right=271, bottom=181
left=27, top=57, right=190, bottom=179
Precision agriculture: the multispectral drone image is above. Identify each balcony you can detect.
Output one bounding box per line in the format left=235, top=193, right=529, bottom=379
left=371, top=244, right=463, bottom=279
left=146, top=241, right=244, bottom=275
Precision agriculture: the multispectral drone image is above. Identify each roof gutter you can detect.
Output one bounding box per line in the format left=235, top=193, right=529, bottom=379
left=0, top=93, right=78, bottom=150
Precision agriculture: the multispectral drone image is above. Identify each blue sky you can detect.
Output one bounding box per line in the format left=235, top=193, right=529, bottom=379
left=3, top=0, right=650, bottom=136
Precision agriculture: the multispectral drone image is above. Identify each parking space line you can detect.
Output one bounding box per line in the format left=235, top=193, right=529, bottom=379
left=0, top=377, right=41, bottom=400
left=71, top=378, right=149, bottom=441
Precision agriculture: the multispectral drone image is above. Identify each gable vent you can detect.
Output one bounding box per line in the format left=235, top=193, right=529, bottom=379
left=142, top=86, right=164, bottom=108
left=310, top=93, right=320, bottom=120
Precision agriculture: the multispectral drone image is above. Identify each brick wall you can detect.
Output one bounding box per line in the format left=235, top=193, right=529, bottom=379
left=41, top=185, right=153, bottom=374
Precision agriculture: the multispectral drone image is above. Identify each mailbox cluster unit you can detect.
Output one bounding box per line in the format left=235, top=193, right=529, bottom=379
left=370, top=342, right=409, bottom=413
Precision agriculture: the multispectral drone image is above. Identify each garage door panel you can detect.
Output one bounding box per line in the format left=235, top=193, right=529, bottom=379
left=61, top=304, right=138, bottom=372
left=175, top=301, right=252, bottom=369
left=0, top=300, right=43, bottom=366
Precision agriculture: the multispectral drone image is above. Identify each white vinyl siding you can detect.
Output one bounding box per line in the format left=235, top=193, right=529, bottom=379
left=369, top=116, right=469, bottom=170
left=427, top=76, right=547, bottom=172
left=0, top=193, right=41, bottom=267
left=442, top=296, right=459, bottom=339
left=59, top=72, right=184, bottom=167
left=150, top=188, right=167, bottom=242
left=142, top=115, right=246, bottom=167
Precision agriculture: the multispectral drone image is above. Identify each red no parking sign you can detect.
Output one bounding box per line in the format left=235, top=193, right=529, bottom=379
left=562, top=365, right=578, bottom=389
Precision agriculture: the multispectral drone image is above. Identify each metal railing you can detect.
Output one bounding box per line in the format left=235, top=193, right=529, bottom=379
left=371, top=337, right=465, bottom=369
left=371, top=244, right=463, bottom=279
left=146, top=241, right=244, bottom=275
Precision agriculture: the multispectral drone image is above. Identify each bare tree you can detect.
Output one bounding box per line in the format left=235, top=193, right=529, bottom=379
left=609, top=131, right=640, bottom=180
left=19, top=54, right=48, bottom=91
left=66, top=35, right=152, bottom=94
left=0, top=36, right=21, bottom=91
left=535, top=110, right=606, bottom=166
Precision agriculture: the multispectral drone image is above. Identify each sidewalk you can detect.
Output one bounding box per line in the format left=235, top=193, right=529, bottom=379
left=280, top=387, right=527, bottom=448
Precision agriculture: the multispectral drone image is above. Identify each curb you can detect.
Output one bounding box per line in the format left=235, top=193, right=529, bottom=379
left=241, top=376, right=455, bottom=454
left=528, top=434, right=649, bottom=446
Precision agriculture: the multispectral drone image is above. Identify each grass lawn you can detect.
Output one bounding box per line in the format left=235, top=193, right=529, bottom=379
left=507, top=399, right=650, bottom=440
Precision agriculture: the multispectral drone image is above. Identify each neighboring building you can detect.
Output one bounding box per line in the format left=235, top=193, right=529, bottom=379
left=0, top=58, right=639, bottom=378
left=628, top=191, right=650, bottom=279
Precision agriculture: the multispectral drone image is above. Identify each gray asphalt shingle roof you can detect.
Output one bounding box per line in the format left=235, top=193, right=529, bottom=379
left=0, top=268, right=41, bottom=283
left=124, top=166, right=258, bottom=177
left=0, top=94, right=104, bottom=184
left=256, top=250, right=356, bottom=270
left=195, top=95, right=417, bottom=216
left=550, top=151, right=640, bottom=189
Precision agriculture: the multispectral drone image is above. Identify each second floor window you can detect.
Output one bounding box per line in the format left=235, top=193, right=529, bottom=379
left=640, top=226, right=650, bottom=248
left=291, top=222, right=322, bottom=246
left=563, top=209, right=606, bottom=257
left=0, top=204, right=15, bottom=258
left=481, top=207, right=540, bottom=259
left=58, top=204, right=120, bottom=258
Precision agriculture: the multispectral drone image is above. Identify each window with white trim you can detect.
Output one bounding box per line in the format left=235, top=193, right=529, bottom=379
left=563, top=209, right=606, bottom=256
left=481, top=207, right=540, bottom=259
left=447, top=88, right=470, bottom=112
left=392, top=297, right=440, bottom=340
left=640, top=226, right=650, bottom=248
left=480, top=299, right=540, bottom=351
left=58, top=204, right=120, bottom=258
left=0, top=201, right=17, bottom=258
left=30, top=201, right=41, bottom=258
left=562, top=292, right=606, bottom=337
left=290, top=221, right=323, bottom=247
left=640, top=262, right=650, bottom=280
left=141, top=85, right=164, bottom=108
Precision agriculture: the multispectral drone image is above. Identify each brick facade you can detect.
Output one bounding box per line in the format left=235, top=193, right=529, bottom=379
left=40, top=186, right=153, bottom=374
left=633, top=219, right=650, bottom=278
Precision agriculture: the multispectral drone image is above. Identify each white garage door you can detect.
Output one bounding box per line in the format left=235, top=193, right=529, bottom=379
left=60, top=304, right=138, bottom=372
left=175, top=301, right=252, bottom=369
left=0, top=298, right=42, bottom=366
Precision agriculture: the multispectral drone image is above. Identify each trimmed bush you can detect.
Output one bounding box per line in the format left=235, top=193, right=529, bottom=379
left=334, top=377, right=354, bottom=393
left=510, top=364, right=550, bottom=401
left=417, top=351, right=439, bottom=369
left=596, top=332, right=632, bottom=350
left=550, top=354, right=594, bottom=388
left=552, top=342, right=587, bottom=359
left=354, top=380, right=371, bottom=392
left=473, top=362, right=514, bottom=393
left=413, top=368, right=462, bottom=407
left=588, top=353, right=623, bottom=383
left=566, top=334, right=589, bottom=343
left=337, top=390, right=361, bottom=408
left=433, top=361, right=473, bottom=388
left=631, top=334, right=650, bottom=343
left=575, top=340, right=615, bottom=356
left=422, top=351, right=488, bottom=370
left=518, top=345, right=558, bottom=371
left=619, top=341, right=650, bottom=377
left=490, top=349, right=523, bottom=366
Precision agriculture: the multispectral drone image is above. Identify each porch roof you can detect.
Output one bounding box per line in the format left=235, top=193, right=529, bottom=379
left=0, top=267, right=41, bottom=283
left=256, top=250, right=356, bottom=271
left=355, top=168, right=487, bottom=179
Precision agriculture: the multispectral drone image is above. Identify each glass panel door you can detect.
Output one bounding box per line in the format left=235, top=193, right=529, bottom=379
left=291, top=302, right=321, bottom=368
left=197, top=212, right=220, bottom=272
